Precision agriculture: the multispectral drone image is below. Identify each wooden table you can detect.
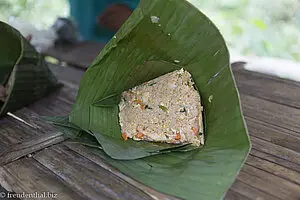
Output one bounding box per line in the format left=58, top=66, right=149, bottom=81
left=44, top=42, right=105, bottom=68
left=0, top=45, right=300, bottom=200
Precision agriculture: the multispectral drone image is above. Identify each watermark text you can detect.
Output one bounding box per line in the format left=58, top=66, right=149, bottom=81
left=0, top=191, right=58, bottom=199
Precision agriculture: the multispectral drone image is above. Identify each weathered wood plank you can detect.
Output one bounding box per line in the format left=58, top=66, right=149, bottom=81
left=0, top=158, right=86, bottom=200
left=234, top=68, right=300, bottom=109
left=44, top=42, right=105, bottom=69
left=0, top=85, right=77, bottom=162
left=224, top=189, right=251, bottom=200
left=0, top=65, right=81, bottom=164
left=250, top=137, right=300, bottom=166
left=246, top=154, right=300, bottom=186
left=48, top=63, right=84, bottom=85
left=64, top=142, right=182, bottom=200
left=0, top=132, right=65, bottom=166
left=230, top=180, right=281, bottom=200
left=240, top=94, right=300, bottom=134
left=0, top=114, right=47, bottom=157
left=33, top=144, right=153, bottom=200
left=0, top=118, right=26, bottom=154
left=238, top=165, right=300, bottom=200
left=1, top=62, right=299, bottom=200
left=65, top=139, right=300, bottom=200
left=0, top=115, right=38, bottom=143
left=18, top=86, right=76, bottom=116
left=245, top=117, right=300, bottom=152
left=250, top=149, right=300, bottom=174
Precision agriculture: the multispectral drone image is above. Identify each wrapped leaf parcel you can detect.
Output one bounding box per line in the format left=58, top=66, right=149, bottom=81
left=47, top=0, right=251, bottom=199
left=0, top=22, right=59, bottom=117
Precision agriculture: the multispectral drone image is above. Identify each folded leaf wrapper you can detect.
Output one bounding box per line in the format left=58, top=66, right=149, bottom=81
left=47, top=0, right=251, bottom=199
left=0, top=22, right=59, bottom=116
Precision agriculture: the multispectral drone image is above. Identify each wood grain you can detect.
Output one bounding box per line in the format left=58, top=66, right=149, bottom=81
left=0, top=132, right=65, bottom=166
left=224, top=189, right=251, bottom=200
left=245, top=117, right=300, bottom=151
left=33, top=144, right=153, bottom=200
left=0, top=158, right=86, bottom=200
left=0, top=116, right=65, bottom=165
left=250, top=149, right=300, bottom=174
left=0, top=85, right=77, bottom=164
left=240, top=94, right=300, bottom=134
left=239, top=165, right=300, bottom=200
left=250, top=135, right=300, bottom=165
left=0, top=65, right=82, bottom=165
left=44, top=42, right=105, bottom=69
left=233, top=67, right=300, bottom=109
left=230, top=180, right=281, bottom=200
left=0, top=62, right=300, bottom=200
left=246, top=155, right=300, bottom=185
left=64, top=142, right=182, bottom=200
left=48, top=64, right=84, bottom=85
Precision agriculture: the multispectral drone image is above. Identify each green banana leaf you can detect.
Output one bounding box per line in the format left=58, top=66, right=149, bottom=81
left=0, top=22, right=59, bottom=117
left=47, top=0, right=251, bottom=199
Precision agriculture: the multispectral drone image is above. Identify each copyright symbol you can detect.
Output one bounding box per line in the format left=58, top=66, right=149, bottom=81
left=0, top=192, right=6, bottom=198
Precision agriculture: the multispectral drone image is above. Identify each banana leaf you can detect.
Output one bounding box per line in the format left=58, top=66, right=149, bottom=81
left=47, top=0, right=251, bottom=199
left=0, top=22, right=59, bottom=117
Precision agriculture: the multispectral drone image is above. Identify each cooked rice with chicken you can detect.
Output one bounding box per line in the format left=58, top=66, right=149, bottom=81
left=118, top=69, right=204, bottom=146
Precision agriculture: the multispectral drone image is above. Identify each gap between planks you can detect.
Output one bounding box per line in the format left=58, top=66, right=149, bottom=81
left=244, top=116, right=300, bottom=166
left=246, top=154, right=300, bottom=186
left=0, top=73, right=79, bottom=165
left=56, top=143, right=181, bottom=200
left=1, top=77, right=299, bottom=173
left=224, top=189, right=252, bottom=200
left=250, top=148, right=300, bottom=174
left=238, top=165, right=300, bottom=200
left=249, top=136, right=300, bottom=169
left=232, top=63, right=300, bottom=110
left=0, top=158, right=90, bottom=200
left=229, top=179, right=281, bottom=200
left=32, top=144, right=158, bottom=200
left=0, top=132, right=66, bottom=166
left=1, top=63, right=298, bottom=200
left=240, top=94, right=300, bottom=134
left=245, top=116, right=300, bottom=144
left=64, top=142, right=299, bottom=200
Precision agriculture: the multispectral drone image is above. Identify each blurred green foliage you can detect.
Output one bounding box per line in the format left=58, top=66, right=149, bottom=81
left=191, top=0, right=300, bottom=61
left=0, top=0, right=68, bottom=29
left=0, top=0, right=299, bottom=61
